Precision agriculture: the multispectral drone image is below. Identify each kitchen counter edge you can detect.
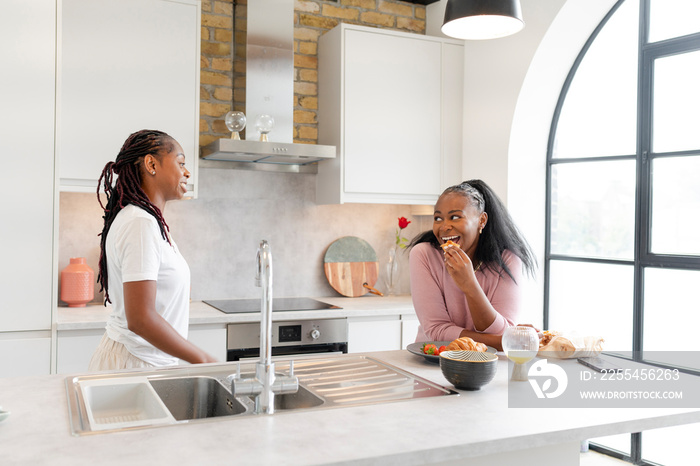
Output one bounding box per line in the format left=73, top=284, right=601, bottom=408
left=56, top=295, right=416, bottom=331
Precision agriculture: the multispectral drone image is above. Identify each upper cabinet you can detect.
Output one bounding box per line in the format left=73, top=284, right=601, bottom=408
left=0, top=0, right=56, bottom=334
left=57, top=0, right=201, bottom=197
left=0, top=0, right=55, bottom=376
left=316, top=24, right=463, bottom=205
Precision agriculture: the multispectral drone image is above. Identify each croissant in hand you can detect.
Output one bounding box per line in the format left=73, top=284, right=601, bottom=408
left=446, top=337, right=488, bottom=352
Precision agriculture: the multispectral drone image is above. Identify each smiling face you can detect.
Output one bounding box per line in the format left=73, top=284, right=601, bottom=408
left=432, top=192, right=487, bottom=259
left=143, top=138, right=190, bottom=208
left=158, top=139, right=190, bottom=201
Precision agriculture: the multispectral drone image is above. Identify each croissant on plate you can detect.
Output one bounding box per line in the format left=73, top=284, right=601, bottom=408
left=446, top=337, right=488, bottom=352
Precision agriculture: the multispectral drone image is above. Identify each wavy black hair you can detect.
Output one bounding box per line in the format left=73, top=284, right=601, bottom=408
left=96, top=130, right=174, bottom=304
left=409, top=179, right=536, bottom=282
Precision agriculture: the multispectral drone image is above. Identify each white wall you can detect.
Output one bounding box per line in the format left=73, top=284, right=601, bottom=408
left=509, top=0, right=617, bottom=326
left=427, top=0, right=617, bottom=326
left=428, top=0, right=567, bottom=201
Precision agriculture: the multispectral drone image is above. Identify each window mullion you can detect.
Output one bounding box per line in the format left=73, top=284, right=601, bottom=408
left=634, top=1, right=652, bottom=355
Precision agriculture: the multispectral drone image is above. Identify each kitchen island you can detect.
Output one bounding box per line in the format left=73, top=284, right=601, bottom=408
left=2, top=350, right=699, bottom=465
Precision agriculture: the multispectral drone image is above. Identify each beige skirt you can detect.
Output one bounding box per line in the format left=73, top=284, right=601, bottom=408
left=88, top=333, right=155, bottom=372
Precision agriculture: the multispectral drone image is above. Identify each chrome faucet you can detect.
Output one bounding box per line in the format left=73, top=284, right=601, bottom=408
left=230, top=240, right=298, bottom=414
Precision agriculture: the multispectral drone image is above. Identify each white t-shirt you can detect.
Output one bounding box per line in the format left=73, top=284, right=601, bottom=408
left=104, top=204, right=190, bottom=366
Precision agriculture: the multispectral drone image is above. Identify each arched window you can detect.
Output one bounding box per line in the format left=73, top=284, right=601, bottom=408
left=546, top=0, right=700, bottom=462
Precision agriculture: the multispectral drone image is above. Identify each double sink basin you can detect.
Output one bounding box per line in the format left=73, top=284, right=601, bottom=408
left=66, top=355, right=456, bottom=435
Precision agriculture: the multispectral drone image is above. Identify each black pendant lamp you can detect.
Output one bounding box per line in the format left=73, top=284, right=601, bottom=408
left=442, top=0, right=525, bottom=40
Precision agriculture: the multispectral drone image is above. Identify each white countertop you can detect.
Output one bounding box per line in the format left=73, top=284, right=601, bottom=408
left=2, top=350, right=699, bottom=465
left=56, top=295, right=416, bottom=331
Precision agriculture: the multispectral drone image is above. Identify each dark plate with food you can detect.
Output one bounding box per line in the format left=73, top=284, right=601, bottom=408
left=407, top=341, right=452, bottom=363
left=407, top=341, right=496, bottom=363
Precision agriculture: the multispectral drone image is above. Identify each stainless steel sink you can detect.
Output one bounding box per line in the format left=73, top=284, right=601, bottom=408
left=270, top=383, right=324, bottom=410
left=149, top=376, right=248, bottom=420
left=148, top=374, right=323, bottom=419
left=65, top=356, right=456, bottom=435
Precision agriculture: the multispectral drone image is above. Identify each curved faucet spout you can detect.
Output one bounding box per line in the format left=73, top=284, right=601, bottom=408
left=232, top=240, right=298, bottom=414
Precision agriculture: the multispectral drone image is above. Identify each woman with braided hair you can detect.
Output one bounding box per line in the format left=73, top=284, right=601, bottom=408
left=408, top=180, right=536, bottom=351
left=88, top=130, right=217, bottom=370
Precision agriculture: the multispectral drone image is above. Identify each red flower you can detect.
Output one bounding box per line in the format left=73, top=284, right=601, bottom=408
left=394, top=217, right=411, bottom=249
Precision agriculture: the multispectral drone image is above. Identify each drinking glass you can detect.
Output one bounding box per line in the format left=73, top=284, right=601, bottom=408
left=502, top=326, right=539, bottom=381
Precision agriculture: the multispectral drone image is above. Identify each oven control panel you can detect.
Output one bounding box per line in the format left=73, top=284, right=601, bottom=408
left=227, top=318, right=348, bottom=350
left=278, top=324, right=302, bottom=342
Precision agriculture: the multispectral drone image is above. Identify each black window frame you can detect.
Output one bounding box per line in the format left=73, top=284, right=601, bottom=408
left=545, top=2, right=700, bottom=463
left=545, top=0, right=700, bottom=361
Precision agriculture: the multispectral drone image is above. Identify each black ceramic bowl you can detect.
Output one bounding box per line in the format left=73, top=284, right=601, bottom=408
left=439, top=350, right=498, bottom=390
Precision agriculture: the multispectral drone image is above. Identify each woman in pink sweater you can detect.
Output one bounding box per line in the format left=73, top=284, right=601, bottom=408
left=409, top=180, right=536, bottom=351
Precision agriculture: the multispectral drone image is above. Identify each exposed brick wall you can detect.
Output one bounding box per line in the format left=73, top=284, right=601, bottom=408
left=200, top=0, right=238, bottom=144
left=199, top=0, right=426, bottom=148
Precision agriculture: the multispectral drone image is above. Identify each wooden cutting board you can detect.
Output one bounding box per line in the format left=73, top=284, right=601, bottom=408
left=323, top=236, right=379, bottom=297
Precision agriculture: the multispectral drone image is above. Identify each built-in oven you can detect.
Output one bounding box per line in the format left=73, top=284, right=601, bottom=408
left=226, top=318, right=348, bottom=361
left=203, top=298, right=348, bottom=361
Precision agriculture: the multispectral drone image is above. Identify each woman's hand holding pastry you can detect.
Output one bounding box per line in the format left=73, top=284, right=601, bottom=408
left=442, top=244, right=476, bottom=287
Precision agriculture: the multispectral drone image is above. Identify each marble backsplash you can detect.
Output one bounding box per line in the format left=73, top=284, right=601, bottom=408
left=58, top=167, right=433, bottom=305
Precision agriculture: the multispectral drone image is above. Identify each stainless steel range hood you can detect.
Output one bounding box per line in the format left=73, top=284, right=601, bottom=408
left=200, top=0, right=336, bottom=173
left=200, top=139, right=335, bottom=166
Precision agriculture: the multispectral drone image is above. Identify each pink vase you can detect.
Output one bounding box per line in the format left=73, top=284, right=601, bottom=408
left=60, top=257, right=95, bottom=307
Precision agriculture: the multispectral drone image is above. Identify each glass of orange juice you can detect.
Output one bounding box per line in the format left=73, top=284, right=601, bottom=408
left=502, top=326, right=539, bottom=381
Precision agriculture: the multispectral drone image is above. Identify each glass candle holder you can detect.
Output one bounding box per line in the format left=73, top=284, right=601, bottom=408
left=254, top=114, right=274, bottom=141
left=225, top=111, right=246, bottom=139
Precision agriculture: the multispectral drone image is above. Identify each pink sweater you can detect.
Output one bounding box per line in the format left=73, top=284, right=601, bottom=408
left=409, top=242, right=522, bottom=342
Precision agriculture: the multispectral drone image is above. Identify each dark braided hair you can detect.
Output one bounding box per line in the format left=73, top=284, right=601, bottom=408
left=97, top=130, right=175, bottom=304
left=409, top=179, right=537, bottom=282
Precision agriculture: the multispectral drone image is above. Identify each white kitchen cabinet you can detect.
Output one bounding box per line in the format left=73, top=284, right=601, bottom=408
left=57, top=0, right=201, bottom=197
left=56, top=325, right=227, bottom=372
left=317, top=24, right=463, bottom=205
left=185, top=324, right=227, bottom=363
left=56, top=328, right=103, bottom=375
left=0, top=0, right=55, bottom=350
left=401, top=314, right=420, bottom=349
left=347, top=315, right=402, bottom=353
left=0, top=333, right=52, bottom=378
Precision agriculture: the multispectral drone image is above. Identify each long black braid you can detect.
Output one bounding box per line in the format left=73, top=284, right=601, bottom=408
left=408, top=179, right=537, bottom=282
left=97, top=130, right=174, bottom=304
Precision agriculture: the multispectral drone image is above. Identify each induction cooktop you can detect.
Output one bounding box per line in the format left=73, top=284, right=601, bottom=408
left=204, top=297, right=341, bottom=314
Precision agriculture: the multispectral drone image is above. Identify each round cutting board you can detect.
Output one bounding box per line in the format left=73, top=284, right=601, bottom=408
left=324, top=236, right=379, bottom=297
